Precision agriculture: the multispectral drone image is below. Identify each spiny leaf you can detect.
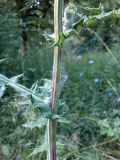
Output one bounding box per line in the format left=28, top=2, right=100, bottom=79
left=22, top=117, right=46, bottom=129
left=28, top=141, right=65, bottom=157
left=28, top=143, right=46, bottom=157
left=0, top=74, right=45, bottom=105
left=10, top=74, right=23, bottom=83
left=0, top=85, right=6, bottom=98
left=63, top=5, right=120, bottom=33
left=0, top=58, right=10, bottom=64
left=85, top=9, right=120, bottom=26
left=79, top=3, right=104, bottom=15
left=42, top=32, right=55, bottom=43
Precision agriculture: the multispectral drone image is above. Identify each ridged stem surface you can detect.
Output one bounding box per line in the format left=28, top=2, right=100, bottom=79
left=47, top=1, right=64, bottom=160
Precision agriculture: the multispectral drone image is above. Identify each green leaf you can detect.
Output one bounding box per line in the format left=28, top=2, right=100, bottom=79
left=64, top=29, right=77, bottom=38
left=56, top=140, right=65, bottom=149
left=52, top=32, right=65, bottom=48
left=58, top=118, right=70, bottom=124
left=22, top=117, right=46, bottom=129
left=0, top=84, right=6, bottom=98
left=44, top=112, right=60, bottom=120
left=65, top=7, right=120, bottom=30
left=72, top=16, right=84, bottom=29
left=2, top=145, right=10, bottom=157
left=42, top=32, right=55, bottom=43
left=10, top=74, right=23, bottom=83
left=79, top=3, right=104, bottom=15
left=100, top=127, right=109, bottom=135
left=17, top=99, right=32, bottom=106
left=0, top=58, right=10, bottom=64
left=28, top=143, right=46, bottom=157
left=85, top=17, right=98, bottom=26
left=98, top=118, right=120, bottom=137
left=57, top=32, right=66, bottom=47
left=85, top=9, right=120, bottom=27
left=0, top=74, right=45, bottom=105
left=44, top=32, right=67, bottom=48
left=114, top=117, right=120, bottom=127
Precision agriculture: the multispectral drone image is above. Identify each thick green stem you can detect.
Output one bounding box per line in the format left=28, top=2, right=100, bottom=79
left=47, top=1, right=64, bottom=160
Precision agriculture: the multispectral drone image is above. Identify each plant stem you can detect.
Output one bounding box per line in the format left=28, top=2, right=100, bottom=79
left=47, top=1, right=64, bottom=160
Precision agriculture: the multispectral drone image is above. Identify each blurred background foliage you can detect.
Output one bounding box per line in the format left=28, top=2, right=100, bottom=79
left=0, top=0, right=120, bottom=159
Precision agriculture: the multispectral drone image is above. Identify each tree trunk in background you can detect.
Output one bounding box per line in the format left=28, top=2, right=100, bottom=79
left=15, top=0, right=27, bottom=72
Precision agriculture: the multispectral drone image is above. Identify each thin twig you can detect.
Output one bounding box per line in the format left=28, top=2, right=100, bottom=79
left=80, top=137, right=118, bottom=152
left=86, top=28, right=120, bottom=69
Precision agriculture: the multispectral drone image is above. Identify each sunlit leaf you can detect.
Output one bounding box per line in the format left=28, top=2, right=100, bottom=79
left=10, top=74, right=23, bottom=83
left=0, top=84, right=6, bottom=98
left=0, top=74, right=46, bottom=105
left=43, top=32, right=55, bottom=43
left=0, top=58, right=9, bottom=64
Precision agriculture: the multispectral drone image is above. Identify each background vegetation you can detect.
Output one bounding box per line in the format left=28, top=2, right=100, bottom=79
left=0, top=0, right=120, bottom=159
